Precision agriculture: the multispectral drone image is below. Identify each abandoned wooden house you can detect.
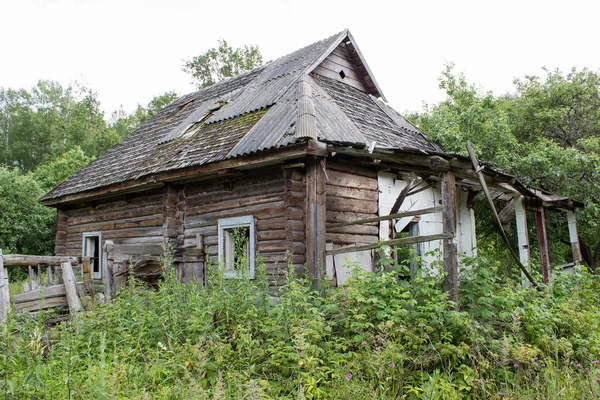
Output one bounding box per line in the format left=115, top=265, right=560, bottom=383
left=38, top=29, right=583, bottom=300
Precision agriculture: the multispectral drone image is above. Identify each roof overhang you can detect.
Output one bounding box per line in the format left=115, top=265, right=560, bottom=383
left=324, top=140, right=584, bottom=211
left=42, top=140, right=328, bottom=207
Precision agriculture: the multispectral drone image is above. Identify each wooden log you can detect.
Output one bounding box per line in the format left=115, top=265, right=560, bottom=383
left=326, top=233, right=379, bottom=245
left=60, top=261, right=82, bottom=313
left=326, top=233, right=453, bottom=255
left=14, top=296, right=69, bottom=312
left=326, top=169, right=379, bottom=190
left=0, top=249, right=8, bottom=323
left=12, top=284, right=67, bottom=303
left=441, top=171, right=459, bottom=305
left=257, top=230, right=287, bottom=241
left=68, top=216, right=164, bottom=234
left=68, top=205, right=164, bottom=226
left=327, top=207, right=442, bottom=228
left=326, top=211, right=377, bottom=224
left=325, top=185, right=378, bottom=201
left=2, top=255, right=77, bottom=267
left=326, top=196, right=378, bottom=214
left=327, top=159, right=378, bottom=178
left=327, top=224, right=379, bottom=235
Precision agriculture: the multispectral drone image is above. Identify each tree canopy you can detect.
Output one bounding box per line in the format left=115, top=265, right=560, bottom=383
left=409, top=65, right=600, bottom=271
left=182, top=39, right=263, bottom=89
left=0, top=80, right=178, bottom=255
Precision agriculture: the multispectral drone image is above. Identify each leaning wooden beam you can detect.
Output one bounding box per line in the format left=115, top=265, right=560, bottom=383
left=0, top=249, right=9, bottom=323
left=60, top=261, right=83, bottom=313
left=326, top=233, right=453, bottom=255
left=2, top=255, right=78, bottom=267
left=466, top=141, right=537, bottom=287
left=327, top=206, right=442, bottom=228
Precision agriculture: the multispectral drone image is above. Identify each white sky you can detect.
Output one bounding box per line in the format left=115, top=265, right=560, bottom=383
left=1, top=0, right=599, bottom=116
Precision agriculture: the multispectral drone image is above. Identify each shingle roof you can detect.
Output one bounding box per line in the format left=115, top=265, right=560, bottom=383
left=42, top=30, right=440, bottom=203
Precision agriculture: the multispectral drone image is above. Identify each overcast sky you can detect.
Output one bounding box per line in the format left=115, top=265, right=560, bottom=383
left=1, top=0, right=599, bottom=117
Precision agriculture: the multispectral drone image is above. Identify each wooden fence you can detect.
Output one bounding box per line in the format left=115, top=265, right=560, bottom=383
left=0, top=250, right=83, bottom=323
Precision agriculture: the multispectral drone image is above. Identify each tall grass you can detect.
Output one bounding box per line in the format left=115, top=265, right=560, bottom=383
left=1, top=251, right=599, bottom=399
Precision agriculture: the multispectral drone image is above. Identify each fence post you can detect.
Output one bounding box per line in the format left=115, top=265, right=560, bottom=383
left=61, top=261, right=82, bottom=313
left=0, top=249, right=8, bottom=323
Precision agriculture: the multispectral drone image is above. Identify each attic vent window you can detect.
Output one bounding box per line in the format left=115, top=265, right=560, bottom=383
left=339, top=70, right=346, bottom=79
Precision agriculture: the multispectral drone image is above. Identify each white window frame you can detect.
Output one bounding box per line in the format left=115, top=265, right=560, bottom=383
left=82, top=232, right=103, bottom=280
left=218, top=216, right=256, bottom=278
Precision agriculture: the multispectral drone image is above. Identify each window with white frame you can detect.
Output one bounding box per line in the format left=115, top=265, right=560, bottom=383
left=218, top=216, right=256, bottom=278
left=82, top=232, right=102, bottom=279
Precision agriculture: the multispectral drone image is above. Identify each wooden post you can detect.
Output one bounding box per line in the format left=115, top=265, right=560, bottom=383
left=194, top=234, right=204, bottom=283
left=535, top=208, right=551, bottom=283
left=103, top=240, right=114, bottom=302
left=441, top=171, right=459, bottom=305
left=0, top=249, right=9, bottom=323
left=514, top=195, right=531, bottom=286
left=47, top=265, right=55, bottom=285
left=60, top=261, right=83, bottom=313
left=566, top=210, right=582, bottom=265
left=305, top=155, right=326, bottom=285
left=28, top=266, right=38, bottom=291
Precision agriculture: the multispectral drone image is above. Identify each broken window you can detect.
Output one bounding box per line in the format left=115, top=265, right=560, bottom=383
left=218, top=216, right=256, bottom=278
left=82, top=232, right=102, bottom=279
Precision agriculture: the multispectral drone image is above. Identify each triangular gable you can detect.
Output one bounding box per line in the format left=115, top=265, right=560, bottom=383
left=306, top=29, right=386, bottom=101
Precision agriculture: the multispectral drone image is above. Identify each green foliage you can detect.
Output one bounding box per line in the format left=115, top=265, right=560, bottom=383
left=182, top=39, right=263, bottom=89
left=0, top=79, right=177, bottom=255
left=2, top=252, right=600, bottom=399
left=409, top=64, right=600, bottom=270
left=31, top=146, right=93, bottom=192
left=0, top=166, right=54, bottom=254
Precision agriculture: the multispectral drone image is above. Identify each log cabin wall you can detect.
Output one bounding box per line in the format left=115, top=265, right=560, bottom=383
left=55, top=208, right=68, bottom=256
left=325, top=160, right=379, bottom=249
left=63, top=189, right=166, bottom=259
left=183, top=166, right=304, bottom=289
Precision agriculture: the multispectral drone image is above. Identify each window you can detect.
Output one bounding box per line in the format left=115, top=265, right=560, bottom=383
left=218, top=216, right=256, bottom=278
left=82, top=232, right=102, bottom=279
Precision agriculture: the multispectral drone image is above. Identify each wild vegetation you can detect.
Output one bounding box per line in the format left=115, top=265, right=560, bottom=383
left=1, top=251, right=600, bottom=399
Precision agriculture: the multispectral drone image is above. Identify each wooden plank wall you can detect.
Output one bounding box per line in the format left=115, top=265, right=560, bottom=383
left=312, top=44, right=367, bottom=92
left=325, top=160, right=379, bottom=248
left=184, top=167, right=301, bottom=288
left=64, top=190, right=165, bottom=258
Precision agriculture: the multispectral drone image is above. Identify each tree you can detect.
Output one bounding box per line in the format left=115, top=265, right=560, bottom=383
left=182, top=39, right=263, bottom=89
left=0, top=81, right=107, bottom=171
left=409, top=65, right=600, bottom=272
left=507, top=68, right=600, bottom=148
left=408, top=64, right=517, bottom=166
left=32, top=146, right=93, bottom=192
left=0, top=166, right=55, bottom=255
